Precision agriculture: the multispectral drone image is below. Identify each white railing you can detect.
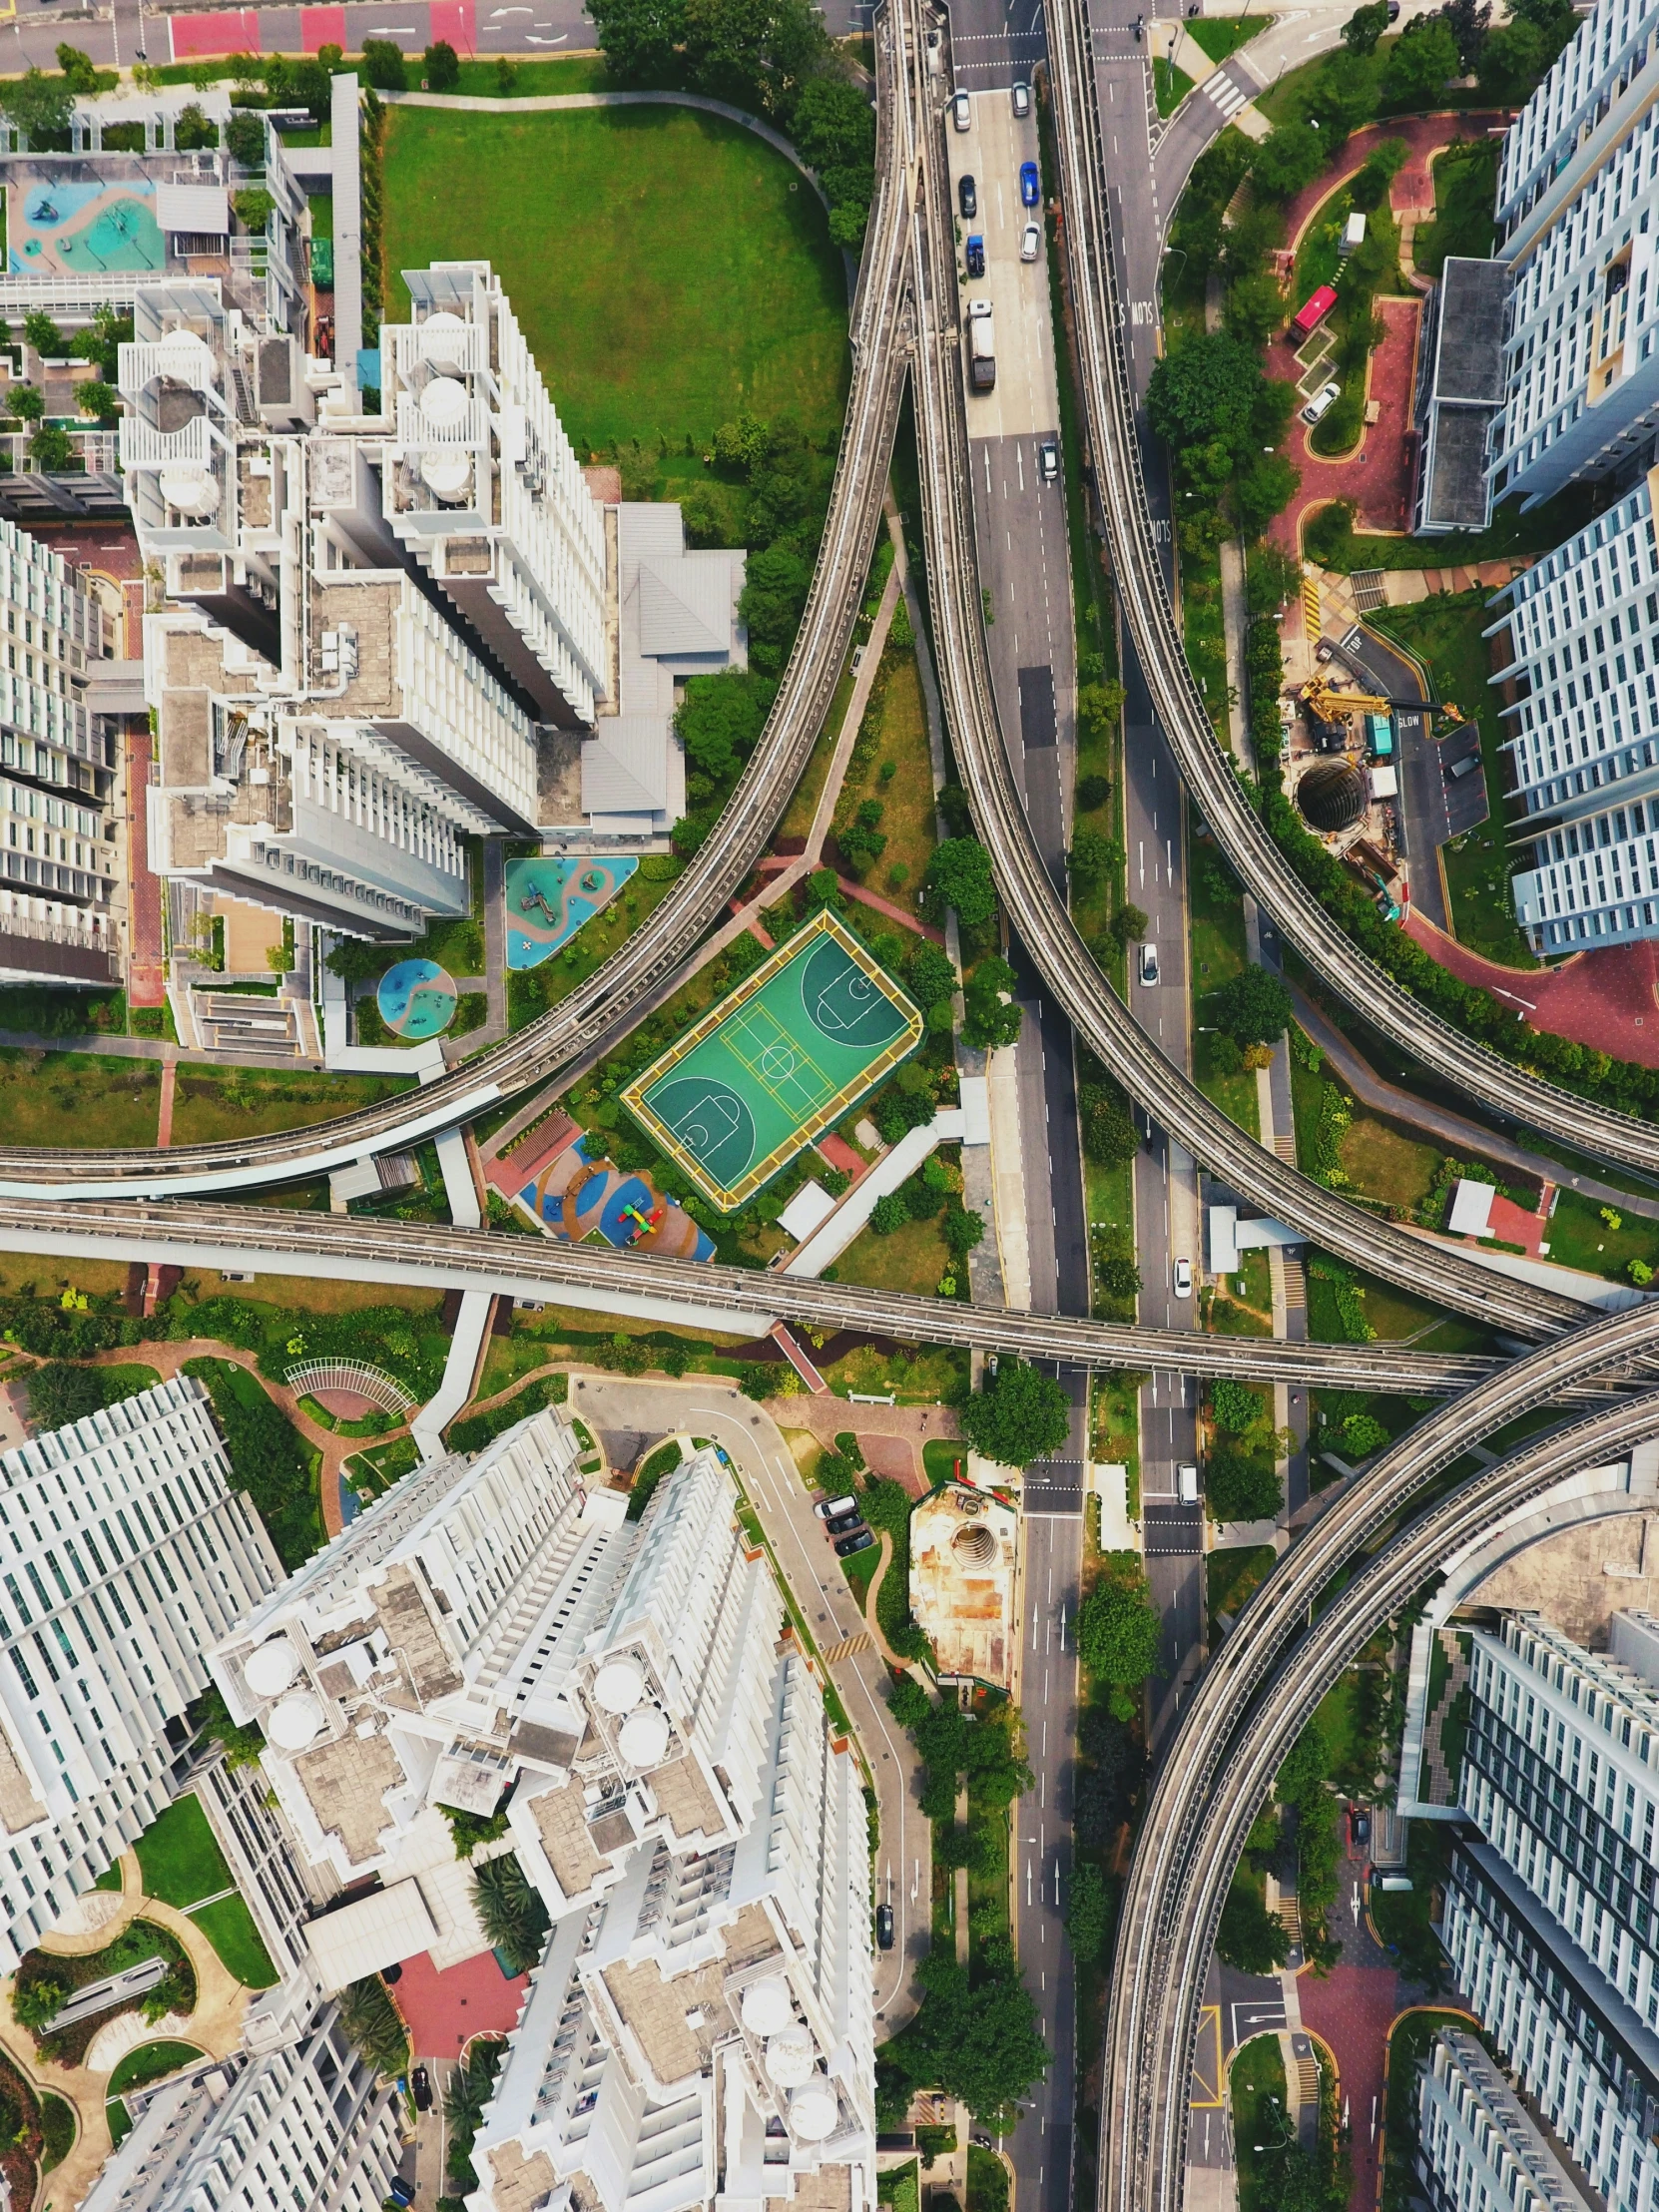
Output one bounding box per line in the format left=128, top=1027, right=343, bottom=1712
left=0, top=275, right=143, bottom=314
left=390, top=321, right=485, bottom=381
left=394, top=391, right=486, bottom=449
left=0, top=429, right=120, bottom=479
left=282, top=1359, right=416, bottom=1415
left=119, top=414, right=215, bottom=470
left=118, top=338, right=223, bottom=399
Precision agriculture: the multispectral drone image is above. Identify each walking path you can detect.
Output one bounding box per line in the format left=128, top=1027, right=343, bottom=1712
left=1291, top=982, right=1659, bottom=1219
left=1400, top=912, right=1659, bottom=1069
left=156, top=1059, right=177, bottom=1148
left=125, top=725, right=166, bottom=1012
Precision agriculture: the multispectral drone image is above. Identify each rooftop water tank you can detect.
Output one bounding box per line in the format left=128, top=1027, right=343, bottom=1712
left=593, top=1656, right=646, bottom=1715
left=244, top=1637, right=299, bottom=1699
left=741, top=1977, right=793, bottom=2035
left=617, top=1706, right=671, bottom=1769
left=268, top=1691, right=324, bottom=1751
left=159, top=467, right=217, bottom=516
left=789, top=2082, right=838, bottom=2142
left=418, top=375, right=469, bottom=431
left=418, top=450, right=471, bottom=503
left=765, top=2027, right=815, bottom=2088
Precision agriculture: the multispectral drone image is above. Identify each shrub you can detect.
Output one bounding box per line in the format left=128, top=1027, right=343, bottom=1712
left=424, top=38, right=460, bottom=88
left=360, top=38, right=408, bottom=90
left=870, top=1192, right=909, bottom=1235
left=225, top=109, right=267, bottom=166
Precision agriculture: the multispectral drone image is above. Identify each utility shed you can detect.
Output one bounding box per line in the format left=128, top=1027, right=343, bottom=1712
left=1411, top=257, right=1508, bottom=535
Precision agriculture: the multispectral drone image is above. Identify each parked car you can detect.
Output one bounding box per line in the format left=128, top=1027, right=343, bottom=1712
left=876, top=1904, right=895, bottom=1949
left=825, top=1509, right=864, bottom=1537
left=835, top=1528, right=877, bottom=1558
left=816, top=1492, right=858, bottom=1520
left=1302, top=379, right=1341, bottom=426
left=1138, top=939, right=1159, bottom=986
left=1019, top=159, right=1040, bottom=208
left=971, top=2133, right=995, bottom=2151
left=966, top=233, right=985, bottom=277
left=951, top=89, right=971, bottom=130
left=411, top=2067, right=432, bottom=2113
left=1020, top=220, right=1041, bottom=262
left=1173, top=1257, right=1193, bottom=1298
left=388, top=2183, right=415, bottom=2210
left=1011, top=80, right=1031, bottom=116
left=1178, top=1462, right=1200, bottom=1503
left=1351, top=1808, right=1372, bottom=1849
left=1037, top=439, right=1059, bottom=483
left=958, top=173, right=977, bottom=218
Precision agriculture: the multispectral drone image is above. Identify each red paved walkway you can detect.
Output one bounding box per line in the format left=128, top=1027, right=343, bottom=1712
left=393, top=1946, right=528, bottom=2060
left=1403, top=913, right=1659, bottom=1067
left=1299, top=1960, right=1399, bottom=2212
left=125, top=728, right=167, bottom=1010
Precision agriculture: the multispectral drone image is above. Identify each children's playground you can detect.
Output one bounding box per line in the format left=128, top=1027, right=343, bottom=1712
left=505, top=854, right=639, bottom=970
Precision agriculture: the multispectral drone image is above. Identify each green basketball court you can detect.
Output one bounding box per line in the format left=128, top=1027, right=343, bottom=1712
left=623, top=910, right=924, bottom=1211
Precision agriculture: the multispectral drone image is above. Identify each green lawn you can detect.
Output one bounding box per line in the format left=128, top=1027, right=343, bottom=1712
left=1208, top=1544, right=1276, bottom=1637
left=1154, top=58, right=1196, bottom=116
left=1367, top=592, right=1538, bottom=967
left=107, top=2040, right=204, bottom=2097
left=1190, top=832, right=1261, bottom=1138
left=1231, top=2034, right=1292, bottom=2212
left=1413, top=138, right=1498, bottom=276
left=191, top=1897, right=277, bottom=1988
left=1186, top=13, right=1271, bottom=63
left=1543, top=1188, right=1659, bottom=1283
left=134, top=1797, right=228, bottom=1911
left=383, top=105, right=850, bottom=457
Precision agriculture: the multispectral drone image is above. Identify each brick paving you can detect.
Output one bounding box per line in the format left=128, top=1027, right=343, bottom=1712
left=1402, top=913, right=1659, bottom=1067
left=392, top=1946, right=527, bottom=2061
left=125, top=727, right=167, bottom=1010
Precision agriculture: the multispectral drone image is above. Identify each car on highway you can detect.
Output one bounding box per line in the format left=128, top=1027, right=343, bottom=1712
left=835, top=1528, right=877, bottom=1558
left=1020, top=221, right=1040, bottom=263
left=1037, top=439, right=1059, bottom=483
left=1173, top=1257, right=1193, bottom=1298
left=1350, top=1807, right=1372, bottom=1849
left=816, top=1492, right=858, bottom=1519
left=1178, top=1462, right=1200, bottom=1502
left=966, top=234, right=985, bottom=277
left=411, top=2067, right=432, bottom=2113
left=1012, top=81, right=1031, bottom=116
left=958, top=173, right=977, bottom=218
left=951, top=90, right=971, bottom=131
left=1019, top=160, right=1040, bottom=208
left=876, top=1904, right=895, bottom=1948
left=1302, top=379, right=1341, bottom=426
left=825, top=1509, right=864, bottom=1538
left=1138, top=940, right=1159, bottom=986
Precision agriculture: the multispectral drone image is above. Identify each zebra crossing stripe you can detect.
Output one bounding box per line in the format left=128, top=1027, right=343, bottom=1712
left=1205, top=73, right=1250, bottom=117
left=824, top=1634, right=873, bottom=1663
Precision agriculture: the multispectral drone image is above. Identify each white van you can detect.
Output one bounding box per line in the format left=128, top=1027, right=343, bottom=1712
left=1178, top=1463, right=1200, bottom=1504
left=1302, top=380, right=1341, bottom=426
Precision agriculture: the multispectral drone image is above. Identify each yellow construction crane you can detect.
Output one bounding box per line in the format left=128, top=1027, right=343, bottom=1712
left=1298, top=676, right=1394, bottom=725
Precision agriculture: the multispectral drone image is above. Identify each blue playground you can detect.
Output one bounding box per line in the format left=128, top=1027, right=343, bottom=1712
left=376, top=958, right=458, bottom=1040
left=506, top=854, right=639, bottom=969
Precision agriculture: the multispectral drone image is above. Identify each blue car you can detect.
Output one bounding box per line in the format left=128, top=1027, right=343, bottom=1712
left=1019, top=160, right=1040, bottom=209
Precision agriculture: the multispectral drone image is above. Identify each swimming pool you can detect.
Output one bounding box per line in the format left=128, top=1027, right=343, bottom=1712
left=506, top=854, right=639, bottom=969
left=376, top=958, right=458, bottom=1040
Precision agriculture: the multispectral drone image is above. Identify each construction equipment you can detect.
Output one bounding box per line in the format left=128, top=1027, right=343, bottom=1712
left=1298, top=675, right=1396, bottom=726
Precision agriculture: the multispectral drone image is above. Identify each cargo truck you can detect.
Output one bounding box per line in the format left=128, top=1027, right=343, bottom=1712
left=967, top=298, right=996, bottom=391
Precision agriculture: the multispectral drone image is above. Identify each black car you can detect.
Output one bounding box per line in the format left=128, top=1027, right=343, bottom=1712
left=1350, top=1808, right=1372, bottom=1849
left=835, top=1528, right=877, bottom=1558
left=411, top=2066, right=432, bottom=2113
left=825, top=1509, right=864, bottom=1537
left=958, top=173, right=977, bottom=219
left=876, top=1904, right=894, bottom=1949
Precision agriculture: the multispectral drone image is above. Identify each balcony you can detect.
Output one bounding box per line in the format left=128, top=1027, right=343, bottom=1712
left=119, top=413, right=217, bottom=471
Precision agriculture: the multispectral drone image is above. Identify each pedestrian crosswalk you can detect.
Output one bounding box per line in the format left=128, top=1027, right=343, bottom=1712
left=1282, top=1256, right=1308, bottom=1311
left=823, top=1633, right=873, bottom=1664
left=1203, top=69, right=1252, bottom=120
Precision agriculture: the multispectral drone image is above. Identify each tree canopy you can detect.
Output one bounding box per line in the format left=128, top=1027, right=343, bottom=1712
left=888, top=1951, right=1051, bottom=2121
left=1, top=68, right=73, bottom=143
left=1146, top=331, right=1264, bottom=457
left=1210, top=1378, right=1267, bottom=1435
left=676, top=668, right=778, bottom=783
left=958, top=1358, right=1071, bottom=1468
left=1212, top=964, right=1294, bottom=1047
left=1205, top=1448, right=1282, bottom=1525
left=1341, top=2, right=1388, bottom=54
left=1076, top=1553, right=1161, bottom=1717
left=1216, top=1881, right=1291, bottom=1974
left=925, top=838, right=999, bottom=929
left=1380, top=14, right=1457, bottom=106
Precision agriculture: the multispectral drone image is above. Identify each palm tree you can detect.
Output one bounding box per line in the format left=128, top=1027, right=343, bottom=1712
left=471, top=1854, right=550, bottom=1975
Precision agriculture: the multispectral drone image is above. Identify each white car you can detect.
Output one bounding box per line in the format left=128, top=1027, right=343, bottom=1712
left=1037, top=439, right=1059, bottom=483
left=950, top=90, right=971, bottom=131
left=1302, top=379, right=1341, bottom=426
left=1020, top=221, right=1041, bottom=263
left=1138, top=940, right=1159, bottom=986
left=1173, top=1258, right=1193, bottom=1298
left=1178, top=1462, right=1200, bottom=1503
left=1012, top=80, right=1031, bottom=116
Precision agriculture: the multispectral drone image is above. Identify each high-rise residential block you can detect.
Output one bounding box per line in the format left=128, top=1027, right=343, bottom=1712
left=79, top=1975, right=402, bottom=2212
left=119, top=253, right=608, bottom=938
left=1486, top=478, right=1659, bottom=950
left=0, top=1376, right=282, bottom=1970
left=212, top=1407, right=876, bottom=2212
left=1490, top=0, right=1659, bottom=508
left=1415, top=2026, right=1593, bottom=2212
left=1441, top=1611, right=1659, bottom=2211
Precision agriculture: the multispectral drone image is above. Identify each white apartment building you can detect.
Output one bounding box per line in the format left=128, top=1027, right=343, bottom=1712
left=1486, top=477, right=1659, bottom=950
left=0, top=1376, right=282, bottom=1969
left=1416, top=2026, right=1593, bottom=2212
left=79, top=1973, right=403, bottom=2212
left=119, top=259, right=608, bottom=938
left=1490, top=0, right=1659, bottom=508
left=0, top=516, right=122, bottom=984
left=212, top=1408, right=876, bottom=2212
left=1442, top=1612, right=1659, bottom=2212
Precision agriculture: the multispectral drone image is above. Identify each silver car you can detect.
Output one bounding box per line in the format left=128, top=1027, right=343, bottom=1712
left=1037, top=439, right=1059, bottom=483
left=950, top=90, right=971, bottom=131
left=1020, top=221, right=1041, bottom=263
left=1012, top=81, right=1031, bottom=116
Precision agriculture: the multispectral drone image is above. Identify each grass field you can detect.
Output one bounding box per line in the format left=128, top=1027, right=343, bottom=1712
left=1367, top=592, right=1537, bottom=967
left=0, top=1054, right=412, bottom=1151
left=1230, top=2034, right=1292, bottom=2212
left=833, top=643, right=938, bottom=907
left=133, top=1797, right=226, bottom=1911
left=1208, top=1544, right=1276, bottom=1638
left=190, top=1897, right=277, bottom=1988
left=625, top=912, right=921, bottom=1209
left=1190, top=834, right=1261, bottom=1138
left=1186, top=14, right=1270, bottom=63
left=835, top=1211, right=955, bottom=1299
left=382, top=105, right=850, bottom=457
left=1154, top=58, right=1195, bottom=116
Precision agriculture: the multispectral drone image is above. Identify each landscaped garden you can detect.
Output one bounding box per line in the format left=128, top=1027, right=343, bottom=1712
left=132, top=1797, right=277, bottom=1989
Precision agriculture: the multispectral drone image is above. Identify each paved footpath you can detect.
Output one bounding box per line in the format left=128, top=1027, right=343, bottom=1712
left=569, top=1372, right=928, bottom=2036
left=1401, top=912, right=1659, bottom=1070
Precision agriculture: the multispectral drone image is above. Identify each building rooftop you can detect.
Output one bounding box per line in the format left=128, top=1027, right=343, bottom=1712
left=1434, top=257, right=1509, bottom=403
left=1426, top=405, right=1497, bottom=530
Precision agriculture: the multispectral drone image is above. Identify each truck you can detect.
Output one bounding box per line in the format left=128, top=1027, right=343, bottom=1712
left=1290, top=282, right=1339, bottom=341
left=967, top=298, right=996, bottom=391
